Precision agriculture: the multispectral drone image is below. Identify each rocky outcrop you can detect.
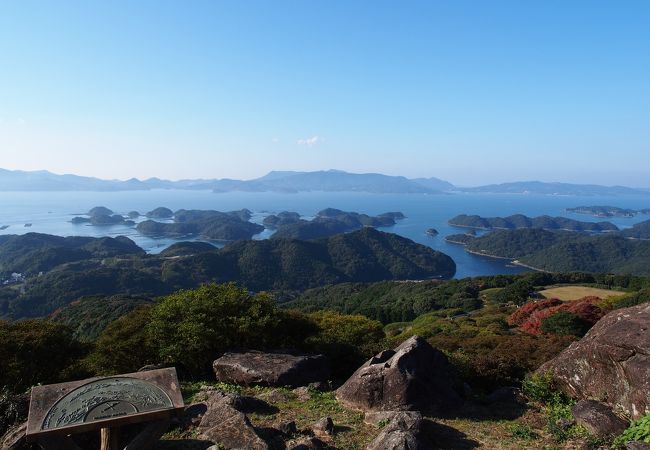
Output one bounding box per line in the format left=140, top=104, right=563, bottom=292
left=213, top=351, right=330, bottom=387
left=367, top=411, right=426, bottom=450
left=0, top=423, right=26, bottom=450
left=538, top=303, right=650, bottom=419
left=195, top=391, right=269, bottom=450
left=336, top=336, right=460, bottom=413
left=571, top=400, right=628, bottom=437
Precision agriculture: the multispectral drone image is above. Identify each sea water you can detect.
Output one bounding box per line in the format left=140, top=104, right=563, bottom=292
left=0, top=190, right=649, bottom=279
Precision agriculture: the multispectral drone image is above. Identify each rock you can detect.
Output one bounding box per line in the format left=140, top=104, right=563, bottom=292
left=367, top=411, right=426, bottom=450
left=627, top=443, right=650, bottom=450
left=365, top=411, right=402, bottom=427
left=183, top=402, right=208, bottom=427
left=308, top=381, right=330, bottom=392
left=336, top=336, right=460, bottom=413
left=572, top=400, right=629, bottom=437
left=138, top=363, right=167, bottom=372
left=0, top=422, right=26, bottom=450
left=288, top=437, right=327, bottom=449
left=277, top=420, right=297, bottom=436
left=259, top=389, right=289, bottom=404
left=293, top=386, right=311, bottom=401
left=538, top=303, right=650, bottom=419
left=312, top=417, right=334, bottom=437
left=485, top=386, right=522, bottom=404
left=196, top=391, right=269, bottom=450
left=214, top=351, right=330, bottom=387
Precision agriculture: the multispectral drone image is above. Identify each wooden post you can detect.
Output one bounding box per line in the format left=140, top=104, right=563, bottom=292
left=100, top=427, right=120, bottom=450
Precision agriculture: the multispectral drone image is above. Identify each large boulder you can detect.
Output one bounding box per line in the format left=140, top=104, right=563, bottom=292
left=336, top=336, right=460, bottom=413
left=538, top=302, right=650, bottom=419
left=213, top=351, right=330, bottom=387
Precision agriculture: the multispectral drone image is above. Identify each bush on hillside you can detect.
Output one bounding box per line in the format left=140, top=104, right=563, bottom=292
left=147, top=283, right=311, bottom=377
left=305, top=311, right=386, bottom=380
left=86, top=306, right=157, bottom=375
left=507, top=298, right=563, bottom=326
left=540, top=311, right=591, bottom=337
left=0, top=320, right=87, bottom=393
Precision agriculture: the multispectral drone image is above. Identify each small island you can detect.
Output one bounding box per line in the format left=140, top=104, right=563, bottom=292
left=445, top=233, right=475, bottom=245
left=425, top=228, right=439, bottom=236
left=146, top=207, right=174, bottom=219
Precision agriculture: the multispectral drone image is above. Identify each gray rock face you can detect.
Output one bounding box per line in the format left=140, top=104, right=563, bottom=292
left=336, top=336, right=460, bottom=413
left=195, top=391, right=269, bottom=450
left=312, top=417, right=334, bottom=437
left=571, top=400, right=629, bottom=437
left=538, top=303, right=650, bottom=419
left=0, top=422, right=26, bottom=450
left=213, top=351, right=330, bottom=387
left=367, top=411, right=426, bottom=450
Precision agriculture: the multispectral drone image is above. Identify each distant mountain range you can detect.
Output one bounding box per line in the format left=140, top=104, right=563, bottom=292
left=0, top=168, right=648, bottom=196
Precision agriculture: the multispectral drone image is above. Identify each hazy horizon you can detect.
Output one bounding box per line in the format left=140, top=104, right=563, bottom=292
left=1, top=1, right=649, bottom=186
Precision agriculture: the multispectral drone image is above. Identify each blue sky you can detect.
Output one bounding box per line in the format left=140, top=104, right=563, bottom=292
left=0, top=1, right=649, bottom=186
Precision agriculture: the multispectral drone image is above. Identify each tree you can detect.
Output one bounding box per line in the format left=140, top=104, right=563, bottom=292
left=541, top=311, right=591, bottom=337
left=86, top=306, right=157, bottom=375
left=0, top=320, right=86, bottom=393
left=147, top=283, right=290, bottom=377
left=305, top=311, right=386, bottom=380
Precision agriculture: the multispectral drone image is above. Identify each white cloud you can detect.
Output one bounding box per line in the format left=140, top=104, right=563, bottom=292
left=297, top=135, right=323, bottom=147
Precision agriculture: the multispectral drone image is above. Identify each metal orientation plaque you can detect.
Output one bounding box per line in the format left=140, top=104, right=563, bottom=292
left=26, top=368, right=184, bottom=439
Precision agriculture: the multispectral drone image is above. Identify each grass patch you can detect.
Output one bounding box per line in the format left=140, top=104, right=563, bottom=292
left=539, top=285, right=625, bottom=301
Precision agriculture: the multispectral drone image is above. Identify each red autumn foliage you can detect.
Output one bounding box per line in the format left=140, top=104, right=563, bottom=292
left=507, top=298, right=563, bottom=326
left=519, top=296, right=605, bottom=335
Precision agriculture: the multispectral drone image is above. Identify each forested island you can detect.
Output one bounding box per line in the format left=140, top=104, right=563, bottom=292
left=267, top=208, right=405, bottom=240
left=566, top=205, right=641, bottom=218
left=449, top=214, right=619, bottom=232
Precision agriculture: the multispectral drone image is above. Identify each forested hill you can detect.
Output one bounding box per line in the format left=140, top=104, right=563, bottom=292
left=458, top=229, right=650, bottom=275
left=0, top=233, right=144, bottom=276
left=0, top=228, right=455, bottom=319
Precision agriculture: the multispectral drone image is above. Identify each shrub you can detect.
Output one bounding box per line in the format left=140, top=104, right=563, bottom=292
left=147, top=283, right=299, bottom=377
left=520, top=298, right=603, bottom=335
left=86, top=306, right=157, bottom=375
left=507, top=299, right=563, bottom=326
left=614, top=414, right=650, bottom=448
left=541, top=311, right=590, bottom=337
left=0, top=320, right=87, bottom=393
left=305, top=311, right=386, bottom=380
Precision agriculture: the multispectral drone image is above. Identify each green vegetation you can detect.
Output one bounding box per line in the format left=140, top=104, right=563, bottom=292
left=283, top=279, right=480, bottom=323
left=50, top=294, right=153, bottom=341
left=137, top=208, right=263, bottom=240
left=0, top=232, right=144, bottom=277
left=461, top=229, right=650, bottom=276
left=147, top=284, right=300, bottom=377
left=1, top=228, right=455, bottom=319
left=0, top=320, right=87, bottom=393
left=540, top=311, right=591, bottom=337
left=566, top=206, right=638, bottom=218
left=449, top=214, right=619, bottom=232
left=86, top=306, right=157, bottom=375
left=614, top=414, right=650, bottom=448
left=271, top=208, right=404, bottom=240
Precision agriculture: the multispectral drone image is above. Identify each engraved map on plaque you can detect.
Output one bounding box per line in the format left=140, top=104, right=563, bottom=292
left=41, top=377, right=173, bottom=431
